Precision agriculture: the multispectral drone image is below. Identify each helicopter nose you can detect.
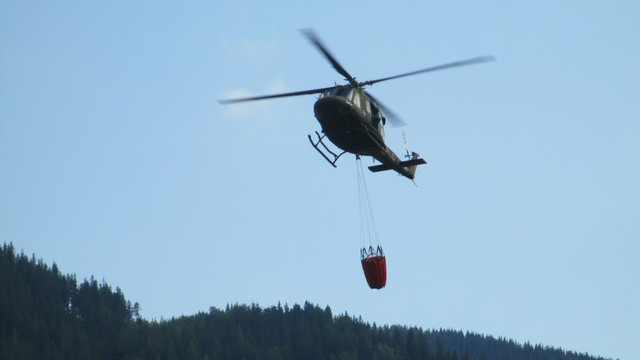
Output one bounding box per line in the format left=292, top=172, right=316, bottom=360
left=314, top=96, right=351, bottom=120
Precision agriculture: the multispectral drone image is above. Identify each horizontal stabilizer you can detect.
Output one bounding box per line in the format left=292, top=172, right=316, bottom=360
left=368, top=164, right=392, bottom=172
left=368, top=158, right=427, bottom=173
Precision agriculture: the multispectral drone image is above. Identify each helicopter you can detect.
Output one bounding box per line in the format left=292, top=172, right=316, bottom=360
left=219, top=29, right=494, bottom=180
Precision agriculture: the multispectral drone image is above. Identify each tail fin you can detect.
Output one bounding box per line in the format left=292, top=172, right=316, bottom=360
left=401, top=132, right=426, bottom=179
left=403, top=152, right=427, bottom=178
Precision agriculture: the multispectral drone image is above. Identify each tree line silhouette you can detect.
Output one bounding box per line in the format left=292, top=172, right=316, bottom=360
left=0, top=243, right=613, bottom=360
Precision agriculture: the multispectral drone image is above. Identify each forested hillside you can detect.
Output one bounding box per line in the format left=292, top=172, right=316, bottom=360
left=0, top=243, right=612, bottom=360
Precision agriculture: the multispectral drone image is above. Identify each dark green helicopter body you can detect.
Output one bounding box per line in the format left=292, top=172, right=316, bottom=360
left=314, top=87, right=385, bottom=156
left=220, top=29, right=494, bottom=180
left=312, top=87, right=424, bottom=180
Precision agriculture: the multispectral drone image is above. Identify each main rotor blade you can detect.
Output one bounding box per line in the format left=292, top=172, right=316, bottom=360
left=218, top=85, right=337, bottom=104
left=361, top=55, right=495, bottom=86
left=300, top=28, right=358, bottom=88
left=365, top=91, right=406, bottom=128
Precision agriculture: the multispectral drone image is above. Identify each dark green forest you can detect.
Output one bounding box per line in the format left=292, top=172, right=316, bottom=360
left=0, top=243, right=612, bottom=360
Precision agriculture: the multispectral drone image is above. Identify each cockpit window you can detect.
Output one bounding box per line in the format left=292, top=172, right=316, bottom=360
left=320, top=87, right=353, bottom=100
left=335, top=87, right=352, bottom=98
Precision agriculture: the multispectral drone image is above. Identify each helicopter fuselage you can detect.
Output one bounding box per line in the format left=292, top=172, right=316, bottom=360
left=313, top=87, right=422, bottom=179
left=314, top=88, right=384, bottom=155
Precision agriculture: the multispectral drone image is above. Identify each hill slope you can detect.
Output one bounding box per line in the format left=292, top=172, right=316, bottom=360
left=0, top=243, right=612, bottom=360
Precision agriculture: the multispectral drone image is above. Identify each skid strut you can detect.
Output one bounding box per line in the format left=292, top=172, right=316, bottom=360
left=308, top=131, right=346, bottom=168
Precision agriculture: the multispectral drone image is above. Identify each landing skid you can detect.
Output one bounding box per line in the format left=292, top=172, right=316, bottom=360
left=308, top=131, right=346, bottom=168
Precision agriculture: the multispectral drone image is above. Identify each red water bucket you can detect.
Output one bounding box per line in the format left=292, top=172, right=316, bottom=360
left=361, top=246, right=387, bottom=289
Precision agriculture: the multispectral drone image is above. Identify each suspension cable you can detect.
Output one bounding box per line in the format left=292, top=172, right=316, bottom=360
left=356, top=157, right=379, bottom=251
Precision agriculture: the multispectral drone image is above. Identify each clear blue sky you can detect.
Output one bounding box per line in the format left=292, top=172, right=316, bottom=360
left=1, top=1, right=638, bottom=359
